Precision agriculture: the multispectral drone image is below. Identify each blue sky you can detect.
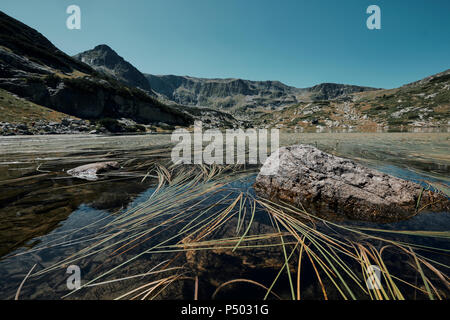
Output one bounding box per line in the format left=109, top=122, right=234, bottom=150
left=1, top=0, right=449, bottom=88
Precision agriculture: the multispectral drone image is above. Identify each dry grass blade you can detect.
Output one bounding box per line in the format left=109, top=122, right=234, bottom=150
left=15, top=264, right=37, bottom=300
left=212, top=279, right=282, bottom=300
left=8, top=158, right=448, bottom=301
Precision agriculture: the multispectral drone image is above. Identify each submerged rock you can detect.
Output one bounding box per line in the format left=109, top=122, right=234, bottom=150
left=254, top=145, right=449, bottom=222
left=66, top=161, right=120, bottom=181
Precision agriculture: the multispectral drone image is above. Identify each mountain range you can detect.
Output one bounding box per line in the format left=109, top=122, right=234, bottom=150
left=73, top=45, right=379, bottom=114
left=73, top=44, right=449, bottom=130
left=145, top=74, right=378, bottom=114
left=0, top=10, right=448, bottom=133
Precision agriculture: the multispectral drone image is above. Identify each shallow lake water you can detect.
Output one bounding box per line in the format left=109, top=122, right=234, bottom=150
left=0, top=132, right=448, bottom=300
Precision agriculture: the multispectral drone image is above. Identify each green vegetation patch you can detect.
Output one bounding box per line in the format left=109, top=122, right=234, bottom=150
left=0, top=88, right=72, bottom=124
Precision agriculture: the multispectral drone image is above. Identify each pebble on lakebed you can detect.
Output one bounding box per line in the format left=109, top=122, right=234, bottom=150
left=254, top=144, right=449, bottom=222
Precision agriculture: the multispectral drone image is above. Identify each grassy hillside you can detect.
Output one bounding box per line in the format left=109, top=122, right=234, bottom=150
left=255, top=70, right=450, bottom=130
left=0, top=88, right=74, bottom=125
left=355, top=71, right=450, bottom=126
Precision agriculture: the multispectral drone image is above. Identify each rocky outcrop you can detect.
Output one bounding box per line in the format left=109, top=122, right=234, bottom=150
left=254, top=145, right=449, bottom=222
left=73, top=44, right=153, bottom=93
left=0, top=119, right=95, bottom=135
left=0, top=76, right=191, bottom=125
left=306, top=83, right=378, bottom=101
left=67, top=161, right=120, bottom=181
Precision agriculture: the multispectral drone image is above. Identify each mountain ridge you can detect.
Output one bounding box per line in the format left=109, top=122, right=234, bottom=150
left=72, top=45, right=382, bottom=115
left=144, top=74, right=380, bottom=112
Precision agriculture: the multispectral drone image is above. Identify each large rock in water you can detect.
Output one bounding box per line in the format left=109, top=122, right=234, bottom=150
left=254, top=145, right=449, bottom=222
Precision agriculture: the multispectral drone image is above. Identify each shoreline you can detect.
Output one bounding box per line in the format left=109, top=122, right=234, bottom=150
left=1, top=125, right=449, bottom=137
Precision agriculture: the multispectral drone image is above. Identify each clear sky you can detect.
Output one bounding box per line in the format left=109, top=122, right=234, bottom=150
left=1, top=0, right=449, bottom=88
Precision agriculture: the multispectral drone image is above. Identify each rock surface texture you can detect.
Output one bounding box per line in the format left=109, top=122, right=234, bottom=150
left=254, top=145, right=449, bottom=222
left=67, top=161, right=120, bottom=181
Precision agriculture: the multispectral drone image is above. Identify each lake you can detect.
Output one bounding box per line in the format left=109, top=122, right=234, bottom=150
left=0, top=132, right=448, bottom=300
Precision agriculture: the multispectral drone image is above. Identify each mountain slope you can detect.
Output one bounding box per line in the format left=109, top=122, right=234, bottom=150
left=0, top=12, right=92, bottom=76
left=354, top=69, right=450, bottom=127
left=255, top=70, right=450, bottom=130
left=0, top=11, right=191, bottom=127
left=73, top=45, right=152, bottom=93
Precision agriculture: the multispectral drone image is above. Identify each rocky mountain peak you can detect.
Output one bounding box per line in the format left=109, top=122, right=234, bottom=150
left=74, top=45, right=152, bottom=92
left=94, top=44, right=114, bottom=51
